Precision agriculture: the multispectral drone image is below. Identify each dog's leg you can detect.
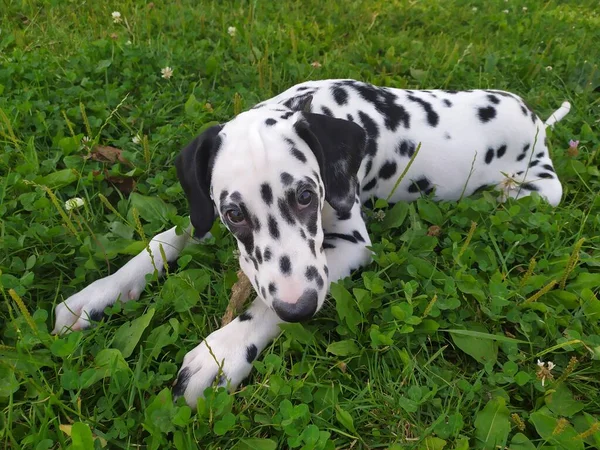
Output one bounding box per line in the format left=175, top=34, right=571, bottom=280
left=173, top=298, right=283, bottom=406
left=174, top=201, right=373, bottom=407
left=53, top=225, right=194, bottom=334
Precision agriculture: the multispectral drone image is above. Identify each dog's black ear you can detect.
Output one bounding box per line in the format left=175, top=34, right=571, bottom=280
left=175, top=125, right=223, bottom=238
left=294, top=113, right=366, bottom=214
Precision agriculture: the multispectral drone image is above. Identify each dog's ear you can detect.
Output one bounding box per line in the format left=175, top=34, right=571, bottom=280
left=175, top=125, right=223, bottom=238
left=294, top=112, right=366, bottom=214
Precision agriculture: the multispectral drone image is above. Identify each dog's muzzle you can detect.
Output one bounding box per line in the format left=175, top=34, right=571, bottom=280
left=272, top=288, right=318, bottom=322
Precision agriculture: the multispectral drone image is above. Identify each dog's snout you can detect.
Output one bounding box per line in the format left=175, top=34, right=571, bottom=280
left=272, top=288, right=318, bottom=322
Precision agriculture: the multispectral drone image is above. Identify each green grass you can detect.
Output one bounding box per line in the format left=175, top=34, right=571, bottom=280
left=1, top=0, right=600, bottom=448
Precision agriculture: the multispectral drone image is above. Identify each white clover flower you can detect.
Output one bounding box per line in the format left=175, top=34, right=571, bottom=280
left=126, top=40, right=132, bottom=46
left=227, top=26, right=237, bottom=36
left=546, top=66, right=553, bottom=71
left=161, top=66, right=173, bottom=79
left=374, top=210, right=386, bottom=222
left=80, top=136, right=91, bottom=150
left=536, top=359, right=556, bottom=386
left=472, top=7, right=478, bottom=11
left=522, top=6, right=528, bottom=11
left=311, top=61, right=322, bottom=68
left=112, top=11, right=122, bottom=24
left=503, top=9, right=510, bottom=13
left=65, top=197, right=85, bottom=211
left=132, top=134, right=141, bottom=144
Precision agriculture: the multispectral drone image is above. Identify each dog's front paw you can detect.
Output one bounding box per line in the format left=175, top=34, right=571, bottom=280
left=173, top=323, right=259, bottom=407
left=53, top=273, right=145, bottom=334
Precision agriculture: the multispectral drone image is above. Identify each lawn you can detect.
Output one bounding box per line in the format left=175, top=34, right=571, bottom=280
left=1, top=0, right=599, bottom=448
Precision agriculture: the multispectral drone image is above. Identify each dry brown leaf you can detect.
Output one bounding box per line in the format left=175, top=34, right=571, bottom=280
left=221, top=270, right=254, bottom=326
left=88, top=145, right=133, bottom=167
left=92, top=169, right=137, bottom=194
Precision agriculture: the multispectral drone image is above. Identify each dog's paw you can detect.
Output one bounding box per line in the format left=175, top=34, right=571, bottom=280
left=173, top=323, right=258, bottom=407
left=53, top=273, right=145, bottom=334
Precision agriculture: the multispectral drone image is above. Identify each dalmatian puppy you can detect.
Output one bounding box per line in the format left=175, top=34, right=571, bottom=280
left=53, top=79, right=570, bottom=407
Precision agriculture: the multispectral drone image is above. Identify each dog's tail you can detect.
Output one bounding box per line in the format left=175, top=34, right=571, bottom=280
left=545, top=101, right=571, bottom=128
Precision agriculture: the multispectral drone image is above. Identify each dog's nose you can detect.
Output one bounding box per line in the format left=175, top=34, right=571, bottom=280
left=273, top=289, right=318, bottom=322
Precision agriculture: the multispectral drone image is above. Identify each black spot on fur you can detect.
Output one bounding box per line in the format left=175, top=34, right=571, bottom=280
left=237, top=230, right=254, bottom=254
left=321, top=105, right=334, bottom=117
left=279, top=255, right=291, bottom=275
left=364, top=159, right=373, bottom=176
left=520, top=105, right=528, bottom=116
left=291, top=148, right=307, bottom=163
left=521, top=183, right=539, bottom=191
left=378, top=161, right=397, bottom=180
left=305, top=266, right=319, bottom=281
left=496, top=145, right=507, bottom=158
left=529, top=160, right=539, bottom=168
left=543, top=164, right=555, bottom=172
left=268, top=283, right=277, bottom=295
left=265, top=118, right=277, bottom=126
left=444, top=133, right=451, bottom=140
left=261, top=286, right=266, bottom=298
left=478, top=106, right=497, bottom=123
left=332, top=86, right=349, bottom=105
left=396, top=140, right=417, bottom=157
left=324, top=232, right=358, bottom=244
left=407, top=94, right=439, bottom=127
left=263, top=247, right=272, bottom=261
left=323, top=242, right=336, bottom=249
left=299, top=229, right=307, bottom=240
left=363, top=178, right=377, bottom=191
left=87, top=309, right=104, bottom=322
left=306, top=212, right=318, bottom=237
left=268, top=215, right=280, bottom=239
left=219, top=190, right=229, bottom=205
left=443, top=99, right=453, bottom=107
left=487, top=94, right=500, bottom=104
left=246, top=344, right=258, bottom=363
left=537, top=172, right=554, bottom=179
left=278, top=196, right=295, bottom=225
left=516, top=153, right=526, bottom=162
left=255, top=247, right=263, bottom=264
left=485, top=148, right=495, bottom=164
left=280, top=112, right=294, bottom=120
left=536, top=152, right=545, bottom=158
left=323, top=265, right=329, bottom=276
left=230, top=191, right=242, bottom=203
left=308, top=239, right=316, bottom=257
left=347, top=114, right=354, bottom=122
left=408, top=177, right=433, bottom=195
left=281, top=172, right=294, bottom=185
left=358, top=111, right=379, bottom=139
left=172, top=368, right=192, bottom=397
left=352, top=230, right=365, bottom=242
left=261, top=183, right=273, bottom=205
left=340, top=80, right=410, bottom=130
left=239, top=311, right=252, bottom=321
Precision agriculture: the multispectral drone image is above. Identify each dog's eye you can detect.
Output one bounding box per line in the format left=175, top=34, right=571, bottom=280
left=225, top=208, right=245, bottom=224
left=297, top=189, right=313, bottom=206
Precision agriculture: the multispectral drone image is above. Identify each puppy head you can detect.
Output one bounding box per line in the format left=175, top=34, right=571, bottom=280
left=176, top=103, right=366, bottom=321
